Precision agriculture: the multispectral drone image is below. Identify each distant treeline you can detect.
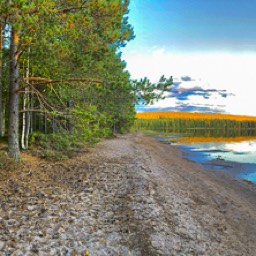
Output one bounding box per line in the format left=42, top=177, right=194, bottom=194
left=135, top=112, right=256, bottom=136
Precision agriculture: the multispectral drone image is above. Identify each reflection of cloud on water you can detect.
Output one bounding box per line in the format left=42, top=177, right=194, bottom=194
left=224, top=141, right=256, bottom=153
left=181, top=140, right=256, bottom=165
left=233, top=152, right=248, bottom=155
left=178, top=139, right=256, bottom=183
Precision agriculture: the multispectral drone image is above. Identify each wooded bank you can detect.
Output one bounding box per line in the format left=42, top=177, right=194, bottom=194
left=0, top=1, right=172, bottom=160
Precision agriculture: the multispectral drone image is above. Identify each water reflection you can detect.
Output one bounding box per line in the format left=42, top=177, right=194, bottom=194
left=157, top=128, right=256, bottom=183
left=241, top=172, right=256, bottom=182
left=182, top=141, right=256, bottom=164
left=159, top=127, right=256, bottom=138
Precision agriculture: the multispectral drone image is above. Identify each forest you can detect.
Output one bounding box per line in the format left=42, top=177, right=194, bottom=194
left=0, top=0, right=172, bottom=160
left=135, top=111, right=256, bottom=137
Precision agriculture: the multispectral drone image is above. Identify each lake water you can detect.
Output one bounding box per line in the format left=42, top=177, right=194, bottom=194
left=158, top=132, right=256, bottom=183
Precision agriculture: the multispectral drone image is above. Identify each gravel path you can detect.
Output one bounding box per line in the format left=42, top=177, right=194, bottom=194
left=0, top=133, right=255, bottom=255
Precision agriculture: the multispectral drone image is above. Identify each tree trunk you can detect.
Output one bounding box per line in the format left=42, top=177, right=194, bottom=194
left=0, top=25, right=3, bottom=137
left=44, top=112, right=47, bottom=134
left=52, top=116, right=56, bottom=133
left=30, top=94, right=34, bottom=134
left=8, top=29, right=20, bottom=160
left=25, top=110, right=30, bottom=149
left=21, top=47, right=30, bottom=149
left=1, top=103, right=5, bottom=136
left=66, top=99, right=73, bottom=134
left=21, top=90, right=30, bottom=150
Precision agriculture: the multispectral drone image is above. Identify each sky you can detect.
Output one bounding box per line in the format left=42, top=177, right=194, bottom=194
left=122, top=0, right=256, bottom=116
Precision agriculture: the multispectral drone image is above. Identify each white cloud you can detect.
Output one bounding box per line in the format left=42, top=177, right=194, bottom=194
left=146, top=97, right=178, bottom=109
left=122, top=47, right=256, bottom=116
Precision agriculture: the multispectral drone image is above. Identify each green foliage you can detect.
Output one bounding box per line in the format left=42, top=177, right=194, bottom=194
left=71, top=106, right=112, bottom=143
left=30, top=132, right=84, bottom=160
left=1, top=0, right=172, bottom=158
left=134, top=118, right=256, bottom=135
left=132, top=75, right=173, bottom=105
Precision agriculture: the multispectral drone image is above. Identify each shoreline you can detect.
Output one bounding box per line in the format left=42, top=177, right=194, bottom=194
left=0, top=132, right=255, bottom=255
left=95, top=133, right=256, bottom=254
left=158, top=134, right=256, bottom=184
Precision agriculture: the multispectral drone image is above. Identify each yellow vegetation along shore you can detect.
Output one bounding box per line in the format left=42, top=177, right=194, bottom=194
left=172, top=136, right=256, bottom=144
left=136, top=111, right=256, bottom=121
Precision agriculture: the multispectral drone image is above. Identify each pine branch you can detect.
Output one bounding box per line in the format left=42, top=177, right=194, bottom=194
left=17, top=78, right=102, bottom=93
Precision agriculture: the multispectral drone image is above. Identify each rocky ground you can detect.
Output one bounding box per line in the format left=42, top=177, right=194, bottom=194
left=0, top=133, right=255, bottom=255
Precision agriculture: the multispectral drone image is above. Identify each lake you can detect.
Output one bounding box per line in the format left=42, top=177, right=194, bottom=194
left=157, top=130, right=256, bottom=183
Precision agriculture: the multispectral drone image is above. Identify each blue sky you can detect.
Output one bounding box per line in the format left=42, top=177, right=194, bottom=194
left=122, top=0, right=256, bottom=116
left=127, top=0, right=256, bottom=52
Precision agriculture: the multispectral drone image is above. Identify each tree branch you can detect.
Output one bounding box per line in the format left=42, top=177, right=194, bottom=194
left=17, top=77, right=102, bottom=93
left=19, top=109, right=69, bottom=116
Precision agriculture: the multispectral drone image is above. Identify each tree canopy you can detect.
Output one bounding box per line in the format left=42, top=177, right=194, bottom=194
left=0, top=0, right=172, bottom=160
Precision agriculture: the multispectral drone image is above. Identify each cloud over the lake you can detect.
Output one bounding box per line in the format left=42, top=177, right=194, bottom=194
left=138, top=103, right=224, bottom=113
left=167, top=77, right=233, bottom=100
left=123, top=48, right=256, bottom=116
left=181, top=76, right=194, bottom=82
left=136, top=76, right=234, bottom=113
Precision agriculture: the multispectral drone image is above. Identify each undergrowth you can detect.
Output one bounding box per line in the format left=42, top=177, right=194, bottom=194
left=0, top=137, right=20, bottom=170
left=0, top=151, right=21, bottom=171
left=30, top=132, right=86, bottom=160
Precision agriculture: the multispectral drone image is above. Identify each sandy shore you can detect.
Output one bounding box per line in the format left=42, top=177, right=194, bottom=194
left=0, top=133, right=255, bottom=255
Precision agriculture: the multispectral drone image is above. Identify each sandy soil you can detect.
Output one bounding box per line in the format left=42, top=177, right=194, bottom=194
left=0, top=132, right=255, bottom=255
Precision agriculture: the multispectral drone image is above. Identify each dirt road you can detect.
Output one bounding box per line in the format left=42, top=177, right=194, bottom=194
left=95, top=133, right=256, bottom=255
left=0, top=133, right=255, bottom=255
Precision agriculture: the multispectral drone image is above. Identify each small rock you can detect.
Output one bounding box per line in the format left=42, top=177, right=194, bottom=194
left=0, top=241, right=6, bottom=250
left=27, top=205, right=37, bottom=211
left=12, top=249, right=24, bottom=255
left=151, top=240, right=159, bottom=247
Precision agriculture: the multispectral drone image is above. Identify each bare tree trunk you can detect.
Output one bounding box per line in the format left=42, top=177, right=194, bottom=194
left=21, top=47, right=30, bottom=149
left=21, top=93, right=30, bottom=149
left=66, top=99, right=73, bottom=134
left=44, top=111, right=47, bottom=134
left=52, top=116, right=56, bottom=133
left=21, top=61, right=26, bottom=149
left=8, top=29, right=20, bottom=160
left=0, top=25, right=3, bottom=137
left=2, top=103, right=5, bottom=136
left=30, top=94, right=34, bottom=134
left=39, top=113, right=42, bottom=132
left=25, top=108, right=30, bottom=149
